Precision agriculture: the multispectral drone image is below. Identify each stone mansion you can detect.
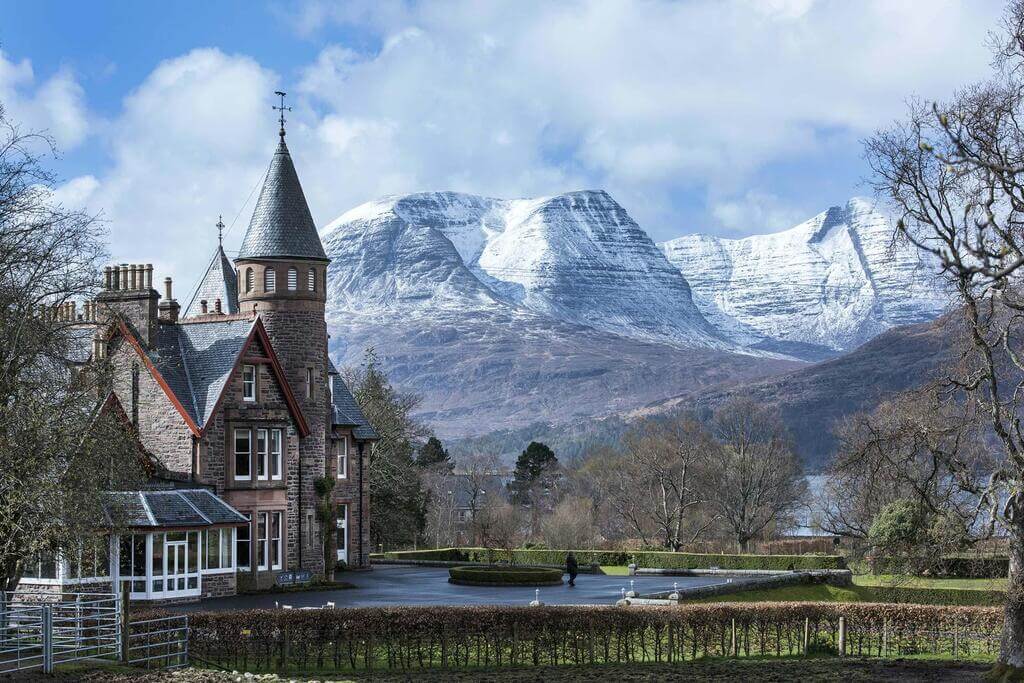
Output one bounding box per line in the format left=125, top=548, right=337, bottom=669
left=19, top=123, right=376, bottom=603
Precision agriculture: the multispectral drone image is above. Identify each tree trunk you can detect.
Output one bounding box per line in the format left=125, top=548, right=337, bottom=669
left=1000, top=524, right=1024, bottom=671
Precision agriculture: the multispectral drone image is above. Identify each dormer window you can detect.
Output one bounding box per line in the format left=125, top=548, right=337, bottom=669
left=287, top=267, right=298, bottom=291
left=264, top=268, right=276, bottom=293
left=308, top=268, right=316, bottom=292
left=242, top=364, right=256, bottom=402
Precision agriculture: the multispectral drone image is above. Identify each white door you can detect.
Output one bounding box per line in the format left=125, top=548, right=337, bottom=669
left=168, top=542, right=186, bottom=592
left=336, top=504, right=348, bottom=564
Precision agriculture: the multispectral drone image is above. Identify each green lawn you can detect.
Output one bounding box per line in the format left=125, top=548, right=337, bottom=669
left=598, top=565, right=630, bottom=575
left=689, top=581, right=1003, bottom=606
left=853, top=574, right=1007, bottom=591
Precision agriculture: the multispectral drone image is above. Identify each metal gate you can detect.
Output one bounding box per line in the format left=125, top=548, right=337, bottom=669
left=127, top=614, right=189, bottom=669
left=0, top=590, right=120, bottom=674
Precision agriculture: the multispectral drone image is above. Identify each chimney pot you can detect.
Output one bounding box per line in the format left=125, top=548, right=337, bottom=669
left=120, top=264, right=129, bottom=291
left=214, top=298, right=222, bottom=314
left=164, top=277, right=173, bottom=301
left=129, top=265, right=138, bottom=290
left=200, top=299, right=208, bottom=314
left=103, top=266, right=112, bottom=290
left=145, top=264, right=153, bottom=290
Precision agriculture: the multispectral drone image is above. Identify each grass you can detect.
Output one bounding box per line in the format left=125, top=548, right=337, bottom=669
left=853, top=574, right=1007, bottom=591
left=688, top=581, right=1002, bottom=606
left=598, top=565, right=629, bottom=575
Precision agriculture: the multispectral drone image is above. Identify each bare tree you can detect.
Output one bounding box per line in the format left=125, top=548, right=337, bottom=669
left=539, top=496, right=601, bottom=549
left=864, top=0, right=1024, bottom=664
left=707, top=398, right=806, bottom=552
left=477, top=501, right=525, bottom=564
left=621, top=417, right=718, bottom=551
left=459, top=452, right=504, bottom=545
left=822, top=392, right=983, bottom=543
left=0, top=107, right=143, bottom=591
left=421, top=467, right=458, bottom=549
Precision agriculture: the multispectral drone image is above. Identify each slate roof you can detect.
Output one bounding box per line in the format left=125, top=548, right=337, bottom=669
left=183, top=245, right=239, bottom=318
left=328, top=363, right=379, bottom=440
left=237, top=139, right=328, bottom=262
left=106, top=489, right=247, bottom=529
left=148, top=318, right=254, bottom=428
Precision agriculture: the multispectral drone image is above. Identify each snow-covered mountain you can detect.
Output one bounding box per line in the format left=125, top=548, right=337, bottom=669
left=321, top=190, right=794, bottom=437
left=324, top=190, right=725, bottom=350
left=659, top=198, right=948, bottom=354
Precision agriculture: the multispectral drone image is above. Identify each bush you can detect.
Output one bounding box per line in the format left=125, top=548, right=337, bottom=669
left=449, top=566, right=563, bottom=586
left=869, top=555, right=1008, bottom=579
left=175, top=603, right=1001, bottom=674
left=859, top=585, right=1003, bottom=607
left=380, top=547, right=846, bottom=571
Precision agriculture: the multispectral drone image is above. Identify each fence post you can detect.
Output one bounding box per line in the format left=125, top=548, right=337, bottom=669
left=731, top=619, right=737, bottom=657
left=41, top=605, right=53, bottom=674
left=953, top=623, right=959, bottom=660
left=882, top=620, right=888, bottom=657
left=838, top=616, right=846, bottom=657
left=120, top=584, right=130, bottom=663
left=803, top=617, right=810, bottom=655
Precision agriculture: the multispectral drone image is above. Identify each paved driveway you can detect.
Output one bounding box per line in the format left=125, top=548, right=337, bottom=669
left=176, top=565, right=742, bottom=612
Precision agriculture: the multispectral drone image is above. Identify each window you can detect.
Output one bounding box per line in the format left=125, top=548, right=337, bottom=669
left=256, top=429, right=268, bottom=481
left=308, top=268, right=316, bottom=291
left=306, top=368, right=314, bottom=400
left=22, top=550, right=57, bottom=580
left=257, top=512, right=268, bottom=570
left=68, top=536, right=109, bottom=580
left=236, top=516, right=251, bottom=570
left=270, top=512, right=282, bottom=569
left=270, top=429, right=282, bottom=480
left=242, top=364, right=256, bottom=402
left=335, top=437, right=348, bottom=479
left=264, top=268, right=276, bottom=293
left=305, top=512, right=315, bottom=549
left=336, top=504, right=348, bottom=563
left=287, top=267, right=298, bottom=291
left=204, top=529, right=234, bottom=571
left=234, top=428, right=251, bottom=480
left=244, top=268, right=253, bottom=293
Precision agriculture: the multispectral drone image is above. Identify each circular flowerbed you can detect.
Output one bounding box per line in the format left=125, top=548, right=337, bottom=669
left=448, top=566, right=564, bottom=586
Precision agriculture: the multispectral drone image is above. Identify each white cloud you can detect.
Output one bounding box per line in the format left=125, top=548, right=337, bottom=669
left=0, top=51, right=89, bottom=148
left=46, top=0, right=1008, bottom=290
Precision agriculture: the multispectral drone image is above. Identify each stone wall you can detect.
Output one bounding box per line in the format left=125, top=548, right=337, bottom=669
left=201, top=572, right=236, bottom=599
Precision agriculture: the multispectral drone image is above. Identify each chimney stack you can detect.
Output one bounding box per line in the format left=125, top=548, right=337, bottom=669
left=158, top=276, right=180, bottom=324
left=200, top=299, right=208, bottom=314
left=214, top=298, right=222, bottom=314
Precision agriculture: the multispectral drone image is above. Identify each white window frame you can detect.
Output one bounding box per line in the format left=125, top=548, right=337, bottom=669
left=264, top=268, right=276, bottom=293
left=234, top=428, right=251, bottom=481
left=242, top=364, right=256, bottom=402
left=308, top=268, right=316, bottom=292
left=270, top=429, right=283, bottom=481
left=202, top=528, right=236, bottom=574
left=336, top=503, right=348, bottom=564
left=236, top=515, right=251, bottom=571
left=287, top=267, right=298, bottom=291
left=256, top=429, right=268, bottom=481
left=271, top=511, right=283, bottom=570
left=336, top=437, right=348, bottom=479
left=257, top=512, right=268, bottom=571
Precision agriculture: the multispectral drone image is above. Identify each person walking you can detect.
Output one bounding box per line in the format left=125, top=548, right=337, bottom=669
left=566, top=552, right=578, bottom=587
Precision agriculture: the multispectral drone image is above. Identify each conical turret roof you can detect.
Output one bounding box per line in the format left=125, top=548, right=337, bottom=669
left=237, top=139, right=328, bottom=262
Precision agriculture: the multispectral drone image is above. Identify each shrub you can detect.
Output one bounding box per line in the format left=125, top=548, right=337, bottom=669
left=869, top=554, right=1008, bottom=579
left=449, top=566, right=563, bottom=586
left=859, top=585, right=1003, bottom=607
left=173, top=603, right=1001, bottom=674
left=380, top=547, right=846, bottom=571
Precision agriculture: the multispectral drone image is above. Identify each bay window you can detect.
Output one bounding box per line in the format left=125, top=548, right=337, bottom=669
left=270, top=512, right=282, bottom=569
left=203, top=528, right=234, bottom=572
left=234, top=428, right=251, bottom=480
left=257, top=513, right=268, bottom=570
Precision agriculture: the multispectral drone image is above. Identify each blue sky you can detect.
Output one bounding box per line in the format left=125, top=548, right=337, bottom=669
left=1, top=0, right=1005, bottom=289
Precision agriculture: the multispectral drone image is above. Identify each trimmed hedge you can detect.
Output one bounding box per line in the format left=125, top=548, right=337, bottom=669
left=860, top=585, right=1004, bottom=607
left=169, top=603, right=1001, bottom=674
left=380, top=547, right=846, bottom=571
left=449, top=566, right=563, bottom=586
left=869, top=555, right=1009, bottom=579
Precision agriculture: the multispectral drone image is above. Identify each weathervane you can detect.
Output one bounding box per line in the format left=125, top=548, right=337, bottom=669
left=216, top=215, right=225, bottom=247
left=273, top=90, right=291, bottom=140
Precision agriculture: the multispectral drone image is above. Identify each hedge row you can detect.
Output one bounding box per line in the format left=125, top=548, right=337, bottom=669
left=860, top=586, right=1004, bottom=607
left=449, top=566, right=563, bottom=586
left=868, top=555, right=1009, bottom=579
left=379, top=547, right=847, bottom=571
left=166, top=603, right=1001, bottom=674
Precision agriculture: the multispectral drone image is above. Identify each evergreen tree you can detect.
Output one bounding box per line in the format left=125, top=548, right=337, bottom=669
left=509, top=441, right=558, bottom=505
left=416, top=436, right=452, bottom=470
left=344, top=348, right=428, bottom=550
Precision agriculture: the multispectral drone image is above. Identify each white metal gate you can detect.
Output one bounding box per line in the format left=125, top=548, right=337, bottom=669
left=0, top=590, right=119, bottom=674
